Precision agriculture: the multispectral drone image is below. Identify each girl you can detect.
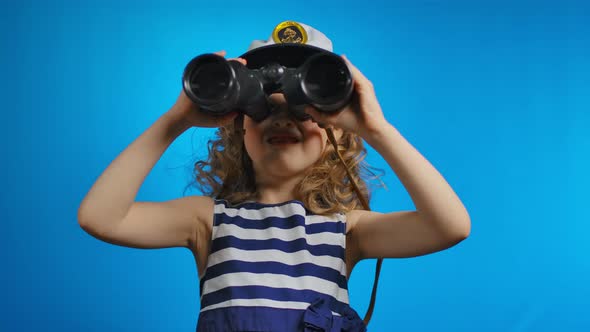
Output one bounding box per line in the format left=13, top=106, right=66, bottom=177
left=78, top=21, right=471, bottom=332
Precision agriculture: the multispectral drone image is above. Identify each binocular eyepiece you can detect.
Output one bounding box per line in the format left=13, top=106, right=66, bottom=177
left=182, top=51, right=354, bottom=122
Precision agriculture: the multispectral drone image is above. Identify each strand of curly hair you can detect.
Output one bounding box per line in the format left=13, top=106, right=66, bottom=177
left=184, top=115, right=385, bottom=215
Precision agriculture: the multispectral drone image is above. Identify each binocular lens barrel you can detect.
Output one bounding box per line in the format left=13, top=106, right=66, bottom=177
left=183, top=54, right=237, bottom=115
left=301, top=53, right=353, bottom=112
left=182, top=51, right=353, bottom=121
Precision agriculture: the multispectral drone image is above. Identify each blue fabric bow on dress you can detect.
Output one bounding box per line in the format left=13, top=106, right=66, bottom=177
left=302, top=298, right=367, bottom=332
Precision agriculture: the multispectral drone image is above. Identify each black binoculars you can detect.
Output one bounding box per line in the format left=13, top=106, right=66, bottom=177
left=182, top=52, right=354, bottom=122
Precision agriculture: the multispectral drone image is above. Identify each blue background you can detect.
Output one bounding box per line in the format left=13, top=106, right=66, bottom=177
left=1, top=0, right=588, bottom=331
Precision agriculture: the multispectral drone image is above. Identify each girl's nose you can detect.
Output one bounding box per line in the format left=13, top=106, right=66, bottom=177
left=272, top=114, right=295, bottom=128
left=270, top=107, right=296, bottom=127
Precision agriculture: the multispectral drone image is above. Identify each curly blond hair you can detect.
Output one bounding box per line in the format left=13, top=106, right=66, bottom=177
left=184, top=115, right=384, bottom=215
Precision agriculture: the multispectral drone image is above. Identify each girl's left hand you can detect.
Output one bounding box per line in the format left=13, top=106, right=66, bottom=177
left=303, top=55, right=389, bottom=138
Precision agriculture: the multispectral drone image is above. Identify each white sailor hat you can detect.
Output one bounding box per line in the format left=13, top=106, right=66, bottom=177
left=239, top=21, right=335, bottom=69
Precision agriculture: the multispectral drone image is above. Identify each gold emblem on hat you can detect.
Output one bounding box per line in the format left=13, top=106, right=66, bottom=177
left=272, top=21, right=308, bottom=45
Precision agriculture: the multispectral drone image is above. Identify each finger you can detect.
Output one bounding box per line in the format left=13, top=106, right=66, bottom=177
left=213, top=50, right=227, bottom=56
left=304, top=106, right=330, bottom=128
left=228, top=57, right=248, bottom=66
left=341, top=55, right=372, bottom=89
left=341, top=55, right=364, bottom=80
left=304, top=105, right=322, bottom=121
left=341, top=55, right=361, bottom=76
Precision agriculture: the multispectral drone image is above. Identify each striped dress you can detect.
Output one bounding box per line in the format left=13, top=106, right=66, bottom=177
left=196, top=199, right=367, bottom=332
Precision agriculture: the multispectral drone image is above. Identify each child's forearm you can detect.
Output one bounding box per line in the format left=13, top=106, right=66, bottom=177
left=362, top=123, right=471, bottom=236
left=77, top=106, right=191, bottom=233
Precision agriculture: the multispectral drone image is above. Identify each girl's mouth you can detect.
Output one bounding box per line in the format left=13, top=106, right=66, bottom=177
left=267, top=136, right=301, bottom=145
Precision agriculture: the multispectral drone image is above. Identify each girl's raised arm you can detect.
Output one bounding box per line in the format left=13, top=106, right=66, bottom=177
left=77, top=51, right=241, bottom=249
left=77, top=93, right=211, bottom=249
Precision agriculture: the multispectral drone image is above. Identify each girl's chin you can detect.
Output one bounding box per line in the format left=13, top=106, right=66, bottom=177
left=255, top=161, right=313, bottom=177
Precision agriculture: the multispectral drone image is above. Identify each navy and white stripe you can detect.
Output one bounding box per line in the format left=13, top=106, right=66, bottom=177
left=197, top=199, right=352, bottom=321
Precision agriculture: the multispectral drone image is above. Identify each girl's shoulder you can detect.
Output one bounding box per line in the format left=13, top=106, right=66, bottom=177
left=344, top=209, right=384, bottom=234
left=345, top=209, right=361, bottom=235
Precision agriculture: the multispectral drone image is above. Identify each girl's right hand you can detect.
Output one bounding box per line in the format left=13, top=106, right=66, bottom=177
left=169, top=50, right=247, bottom=128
